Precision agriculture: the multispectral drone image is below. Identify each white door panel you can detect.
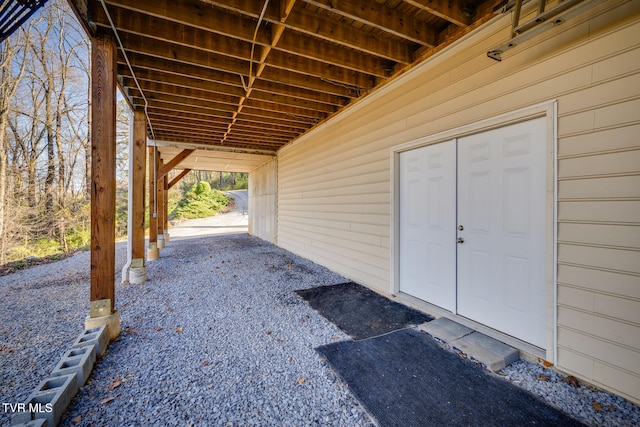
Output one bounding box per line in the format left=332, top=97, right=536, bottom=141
left=398, top=117, right=548, bottom=348
left=457, top=117, right=547, bottom=348
left=399, top=141, right=456, bottom=311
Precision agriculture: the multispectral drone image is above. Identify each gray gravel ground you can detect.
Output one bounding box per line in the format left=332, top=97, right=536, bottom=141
left=499, top=360, right=640, bottom=426
left=2, top=233, right=374, bottom=426
left=1, top=202, right=639, bottom=426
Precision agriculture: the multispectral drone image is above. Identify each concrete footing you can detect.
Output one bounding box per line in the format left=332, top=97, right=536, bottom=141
left=84, top=310, right=120, bottom=342
left=147, top=242, right=160, bottom=260
left=122, top=258, right=148, bottom=284
left=128, top=266, right=148, bottom=284
left=163, top=230, right=170, bottom=243
left=157, top=235, right=165, bottom=249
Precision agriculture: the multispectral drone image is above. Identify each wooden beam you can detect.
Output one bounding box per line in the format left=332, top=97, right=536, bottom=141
left=122, top=77, right=339, bottom=114
left=90, top=32, right=117, bottom=313
left=403, top=0, right=473, bottom=27
left=149, top=122, right=290, bottom=141
left=304, top=0, right=438, bottom=46
left=148, top=145, right=158, bottom=244
left=103, top=0, right=412, bottom=63
left=144, top=108, right=310, bottom=131
left=118, top=51, right=359, bottom=98
left=93, top=4, right=391, bottom=78
left=152, top=128, right=288, bottom=145
left=146, top=115, right=300, bottom=138
left=157, top=149, right=194, bottom=179
left=131, top=108, right=147, bottom=262
left=276, top=3, right=414, bottom=62
left=168, top=169, right=191, bottom=190
left=156, top=158, right=165, bottom=244
left=150, top=134, right=281, bottom=152
left=119, top=65, right=350, bottom=107
left=133, top=99, right=316, bottom=127
left=131, top=91, right=326, bottom=121
left=163, top=175, right=169, bottom=234
left=114, top=32, right=376, bottom=90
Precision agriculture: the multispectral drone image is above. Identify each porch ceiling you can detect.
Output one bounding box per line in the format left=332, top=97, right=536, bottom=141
left=68, top=0, right=499, bottom=172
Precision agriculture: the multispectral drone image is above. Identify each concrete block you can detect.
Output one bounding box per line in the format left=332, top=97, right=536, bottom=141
left=452, top=332, right=520, bottom=372
left=71, top=325, right=108, bottom=356
left=419, top=317, right=473, bottom=342
left=157, top=234, right=165, bottom=249
left=11, top=374, right=77, bottom=427
left=51, top=345, right=96, bottom=388
left=11, top=419, right=48, bottom=427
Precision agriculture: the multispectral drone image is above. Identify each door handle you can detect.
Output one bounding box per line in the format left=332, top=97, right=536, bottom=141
left=457, top=237, right=464, bottom=244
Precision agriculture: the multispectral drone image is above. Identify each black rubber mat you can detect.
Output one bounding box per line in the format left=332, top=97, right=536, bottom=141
left=317, top=328, right=586, bottom=427
left=296, top=282, right=432, bottom=340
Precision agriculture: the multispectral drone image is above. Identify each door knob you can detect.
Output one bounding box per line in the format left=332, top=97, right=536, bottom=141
left=458, top=225, right=464, bottom=231
left=457, top=237, right=464, bottom=244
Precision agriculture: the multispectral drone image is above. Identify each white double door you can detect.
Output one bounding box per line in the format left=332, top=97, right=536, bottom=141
left=399, top=118, right=547, bottom=347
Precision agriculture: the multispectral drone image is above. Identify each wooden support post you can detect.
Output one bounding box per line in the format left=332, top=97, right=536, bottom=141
left=122, top=108, right=148, bottom=283
left=163, top=174, right=169, bottom=242
left=156, top=158, right=166, bottom=249
left=131, top=109, right=147, bottom=262
left=87, top=32, right=120, bottom=339
left=147, top=145, right=159, bottom=260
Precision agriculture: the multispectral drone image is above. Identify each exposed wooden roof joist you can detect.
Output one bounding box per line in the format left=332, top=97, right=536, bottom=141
left=67, top=0, right=497, bottom=172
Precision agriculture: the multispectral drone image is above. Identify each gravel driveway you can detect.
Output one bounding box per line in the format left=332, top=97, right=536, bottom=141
left=1, top=190, right=372, bottom=426
left=2, top=190, right=639, bottom=426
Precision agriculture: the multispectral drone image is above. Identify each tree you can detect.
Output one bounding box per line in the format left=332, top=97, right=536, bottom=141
left=0, top=26, right=31, bottom=263
left=0, top=0, right=90, bottom=262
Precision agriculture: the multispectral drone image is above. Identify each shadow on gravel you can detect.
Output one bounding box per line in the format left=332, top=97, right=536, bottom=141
left=318, top=328, right=587, bottom=427
left=296, top=282, right=432, bottom=340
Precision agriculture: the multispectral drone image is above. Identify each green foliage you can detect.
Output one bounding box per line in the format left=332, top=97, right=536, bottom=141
left=10, top=261, right=27, bottom=271
left=5, top=197, right=92, bottom=263
left=115, top=187, right=129, bottom=239
left=189, top=181, right=212, bottom=196
left=2, top=179, right=231, bottom=265
left=8, top=226, right=90, bottom=261
left=171, top=181, right=230, bottom=220
left=66, top=226, right=91, bottom=249
left=10, top=237, right=65, bottom=260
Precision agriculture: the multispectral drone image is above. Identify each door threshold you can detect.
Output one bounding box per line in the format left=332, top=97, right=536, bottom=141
left=393, top=292, right=547, bottom=360
left=419, top=317, right=520, bottom=372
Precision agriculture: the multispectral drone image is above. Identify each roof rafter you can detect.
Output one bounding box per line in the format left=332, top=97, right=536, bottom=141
left=403, top=0, right=475, bottom=27
left=302, top=0, right=438, bottom=46
left=68, top=0, right=497, bottom=163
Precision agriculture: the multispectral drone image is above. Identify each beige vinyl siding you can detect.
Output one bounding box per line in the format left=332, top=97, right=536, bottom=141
left=555, top=13, right=640, bottom=402
left=274, top=0, right=640, bottom=403
left=248, top=158, right=277, bottom=243
left=278, top=143, right=392, bottom=291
